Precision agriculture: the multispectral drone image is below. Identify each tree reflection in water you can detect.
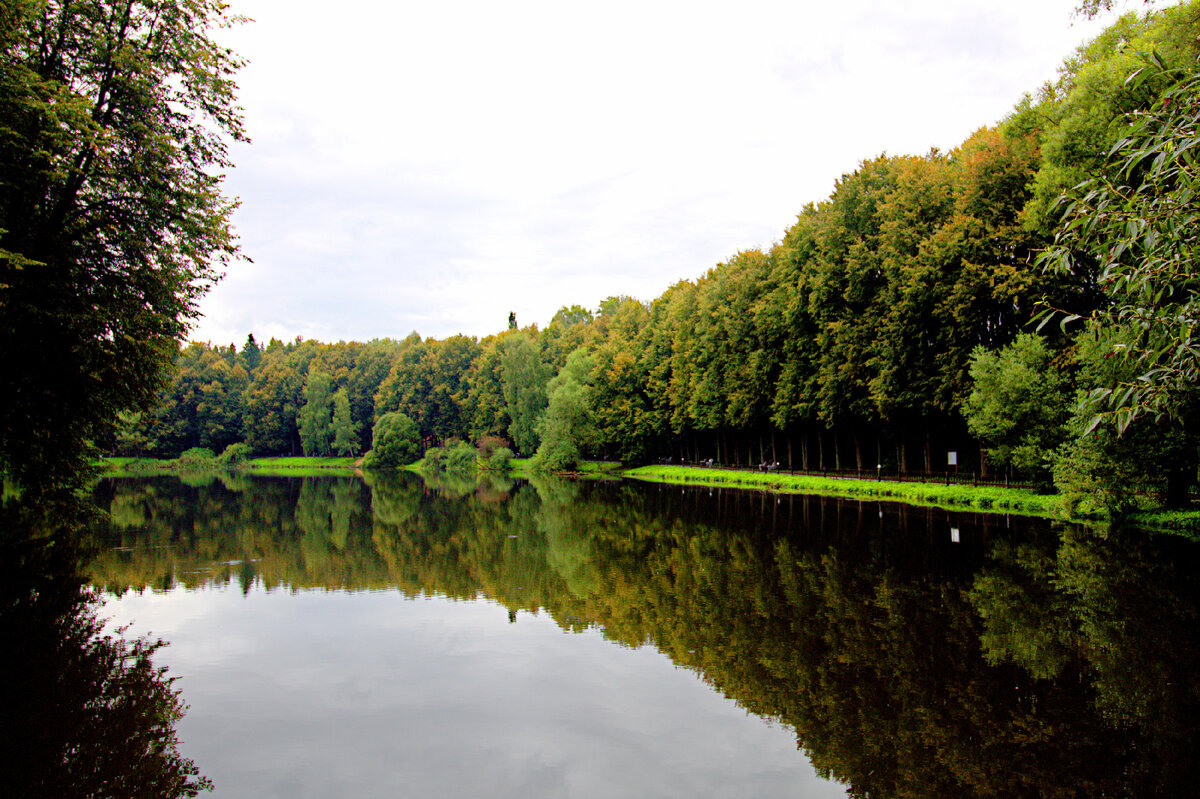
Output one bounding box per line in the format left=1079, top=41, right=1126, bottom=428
left=91, top=473, right=1200, bottom=797
left=1, top=500, right=210, bottom=798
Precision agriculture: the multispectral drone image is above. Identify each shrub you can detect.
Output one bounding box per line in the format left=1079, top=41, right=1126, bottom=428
left=447, top=442, right=477, bottom=473
left=530, top=435, right=579, bottom=473
left=177, top=447, right=215, bottom=469
left=421, top=440, right=477, bottom=474
left=486, top=446, right=513, bottom=473
left=367, top=412, right=422, bottom=468
left=476, top=435, right=509, bottom=460
left=217, top=442, right=252, bottom=466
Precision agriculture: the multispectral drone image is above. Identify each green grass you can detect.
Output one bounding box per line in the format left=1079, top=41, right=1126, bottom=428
left=577, top=460, right=623, bottom=476
left=96, top=457, right=177, bottom=477
left=98, top=457, right=145, bottom=469
left=506, top=458, right=532, bottom=478
left=242, top=456, right=359, bottom=473
left=621, top=464, right=1067, bottom=518
left=97, top=455, right=361, bottom=478
left=1125, top=508, right=1200, bottom=537
left=97, top=457, right=1200, bottom=532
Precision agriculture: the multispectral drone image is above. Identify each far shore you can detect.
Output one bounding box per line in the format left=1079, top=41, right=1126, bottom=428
left=96, top=456, right=1200, bottom=534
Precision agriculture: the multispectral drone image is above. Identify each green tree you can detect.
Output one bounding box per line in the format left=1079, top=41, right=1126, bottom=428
left=374, top=335, right=478, bottom=443
left=1051, top=329, right=1200, bottom=515
left=240, top=333, right=263, bottom=373
left=463, top=333, right=511, bottom=441
left=0, top=0, right=246, bottom=496
left=588, top=298, right=655, bottom=462
left=532, top=349, right=597, bottom=471
left=1044, top=53, right=1200, bottom=433
left=123, top=343, right=248, bottom=457
left=243, top=352, right=304, bottom=455
left=345, top=338, right=404, bottom=453
left=331, top=387, right=358, bottom=457
left=963, top=334, right=1070, bottom=485
left=500, top=333, right=550, bottom=455
left=1019, top=9, right=1196, bottom=232
left=367, top=412, right=422, bottom=468
left=1042, top=52, right=1200, bottom=505
left=298, top=369, right=334, bottom=456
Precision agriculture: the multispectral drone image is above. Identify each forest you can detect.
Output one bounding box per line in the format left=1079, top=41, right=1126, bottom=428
left=112, top=2, right=1200, bottom=514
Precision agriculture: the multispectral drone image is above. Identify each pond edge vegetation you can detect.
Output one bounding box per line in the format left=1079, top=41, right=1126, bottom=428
left=95, top=452, right=1200, bottom=535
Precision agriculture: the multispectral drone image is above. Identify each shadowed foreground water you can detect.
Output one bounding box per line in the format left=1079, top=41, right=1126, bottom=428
left=91, top=472, right=1200, bottom=798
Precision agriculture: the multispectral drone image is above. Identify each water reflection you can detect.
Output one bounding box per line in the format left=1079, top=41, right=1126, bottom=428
left=0, top=501, right=210, bottom=797
left=91, top=474, right=1200, bottom=797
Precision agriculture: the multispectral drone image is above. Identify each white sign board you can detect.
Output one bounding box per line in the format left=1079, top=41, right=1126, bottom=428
left=947, top=451, right=958, bottom=467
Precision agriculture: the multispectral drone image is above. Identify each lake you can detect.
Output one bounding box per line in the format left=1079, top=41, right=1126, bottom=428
left=89, top=472, right=1200, bottom=797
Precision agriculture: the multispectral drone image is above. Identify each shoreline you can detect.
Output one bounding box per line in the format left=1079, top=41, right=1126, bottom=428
left=96, top=456, right=1200, bottom=533
left=620, top=464, right=1064, bottom=519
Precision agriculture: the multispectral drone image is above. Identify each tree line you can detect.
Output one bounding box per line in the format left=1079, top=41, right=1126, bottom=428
left=114, top=2, right=1200, bottom=510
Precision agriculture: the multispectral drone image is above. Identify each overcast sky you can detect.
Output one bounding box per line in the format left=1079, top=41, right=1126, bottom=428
left=192, top=0, right=1122, bottom=347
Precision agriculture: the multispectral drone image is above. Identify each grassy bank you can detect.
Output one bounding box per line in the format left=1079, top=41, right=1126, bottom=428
left=1124, top=508, right=1200, bottom=537
left=621, top=465, right=1200, bottom=533
left=622, top=464, right=1067, bottom=518
left=97, top=455, right=361, bottom=478
left=242, top=456, right=358, bottom=474
left=97, top=456, right=1200, bottom=533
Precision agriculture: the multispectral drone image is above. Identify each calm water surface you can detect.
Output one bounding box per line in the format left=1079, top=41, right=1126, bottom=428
left=90, top=472, right=1200, bottom=797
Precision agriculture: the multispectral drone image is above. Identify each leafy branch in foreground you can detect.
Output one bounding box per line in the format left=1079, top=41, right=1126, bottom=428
left=1040, top=51, right=1200, bottom=435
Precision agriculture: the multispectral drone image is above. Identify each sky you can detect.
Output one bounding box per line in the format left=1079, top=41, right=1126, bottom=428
left=192, top=0, right=1123, bottom=347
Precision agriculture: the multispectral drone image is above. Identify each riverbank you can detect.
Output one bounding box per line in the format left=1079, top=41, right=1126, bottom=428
left=96, top=456, right=1200, bottom=533
left=98, top=455, right=360, bottom=478
left=622, top=465, right=1065, bottom=518
left=622, top=465, right=1200, bottom=534
left=242, top=456, right=359, bottom=474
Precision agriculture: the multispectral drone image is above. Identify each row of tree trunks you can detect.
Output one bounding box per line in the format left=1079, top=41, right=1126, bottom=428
left=658, top=423, right=983, bottom=473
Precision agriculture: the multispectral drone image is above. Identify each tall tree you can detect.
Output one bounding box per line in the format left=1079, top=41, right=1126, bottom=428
left=331, top=387, right=358, bottom=457
left=298, top=370, right=334, bottom=456
left=244, top=352, right=304, bottom=455
left=533, top=349, right=598, bottom=471
left=346, top=338, right=405, bottom=453
left=963, top=334, right=1070, bottom=484
left=240, top=334, right=263, bottom=373
left=500, top=333, right=551, bottom=455
left=0, top=0, right=246, bottom=496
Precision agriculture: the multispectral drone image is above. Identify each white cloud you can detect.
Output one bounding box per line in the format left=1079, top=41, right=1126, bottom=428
left=192, top=0, right=1112, bottom=345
